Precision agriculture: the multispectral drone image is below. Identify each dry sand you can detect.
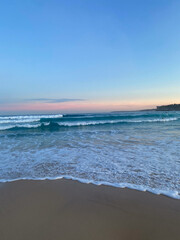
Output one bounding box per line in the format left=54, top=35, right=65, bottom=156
left=0, top=179, right=180, bottom=240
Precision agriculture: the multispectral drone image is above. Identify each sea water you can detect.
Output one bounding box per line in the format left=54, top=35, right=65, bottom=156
left=0, top=111, right=179, bottom=199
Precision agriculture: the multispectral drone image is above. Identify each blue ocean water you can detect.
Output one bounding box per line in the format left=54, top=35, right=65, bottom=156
left=0, top=111, right=180, bottom=198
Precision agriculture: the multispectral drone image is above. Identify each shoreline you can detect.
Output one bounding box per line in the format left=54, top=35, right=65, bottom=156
left=0, top=176, right=179, bottom=200
left=0, top=179, right=180, bottom=240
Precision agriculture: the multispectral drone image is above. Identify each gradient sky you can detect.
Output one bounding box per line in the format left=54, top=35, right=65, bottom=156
left=0, top=0, right=180, bottom=114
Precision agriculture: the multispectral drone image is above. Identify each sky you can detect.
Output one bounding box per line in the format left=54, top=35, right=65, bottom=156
left=0, top=0, right=180, bottom=114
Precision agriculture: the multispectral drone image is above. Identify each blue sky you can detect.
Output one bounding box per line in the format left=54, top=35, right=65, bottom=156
left=0, top=0, right=180, bottom=113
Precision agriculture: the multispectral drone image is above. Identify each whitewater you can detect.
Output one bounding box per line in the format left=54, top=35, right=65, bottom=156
left=0, top=111, right=179, bottom=199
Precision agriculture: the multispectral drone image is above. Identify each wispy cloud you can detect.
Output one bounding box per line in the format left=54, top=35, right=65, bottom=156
left=25, top=98, right=86, bottom=103
left=0, top=98, right=86, bottom=104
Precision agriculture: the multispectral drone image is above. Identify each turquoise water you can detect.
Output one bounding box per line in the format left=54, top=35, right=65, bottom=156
left=0, top=111, right=180, bottom=198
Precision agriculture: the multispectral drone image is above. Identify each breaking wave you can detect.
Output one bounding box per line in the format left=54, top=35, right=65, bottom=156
left=1, top=117, right=179, bottom=131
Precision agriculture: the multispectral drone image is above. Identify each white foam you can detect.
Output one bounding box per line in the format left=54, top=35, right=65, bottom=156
left=0, top=119, right=39, bottom=124
left=56, top=117, right=178, bottom=127
left=0, top=114, right=63, bottom=120
left=0, top=123, right=41, bottom=130
left=0, top=114, right=63, bottom=130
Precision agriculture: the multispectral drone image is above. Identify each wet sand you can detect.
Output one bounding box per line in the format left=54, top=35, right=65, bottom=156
left=0, top=179, right=180, bottom=240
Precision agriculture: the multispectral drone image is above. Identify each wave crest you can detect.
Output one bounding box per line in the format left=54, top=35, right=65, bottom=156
left=1, top=117, right=178, bottom=131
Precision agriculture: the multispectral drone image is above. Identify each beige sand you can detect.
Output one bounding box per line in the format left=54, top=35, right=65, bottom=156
left=0, top=179, right=180, bottom=240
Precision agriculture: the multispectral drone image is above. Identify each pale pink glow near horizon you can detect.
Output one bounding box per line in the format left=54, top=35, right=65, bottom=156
left=0, top=100, right=164, bottom=114
left=1, top=97, right=179, bottom=114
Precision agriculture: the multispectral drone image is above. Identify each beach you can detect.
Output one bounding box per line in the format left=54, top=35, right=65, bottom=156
left=1, top=0, right=180, bottom=239
left=0, top=179, right=180, bottom=240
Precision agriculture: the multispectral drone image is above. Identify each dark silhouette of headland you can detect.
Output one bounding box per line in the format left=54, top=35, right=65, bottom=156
left=112, top=104, right=180, bottom=113
left=156, top=104, right=180, bottom=111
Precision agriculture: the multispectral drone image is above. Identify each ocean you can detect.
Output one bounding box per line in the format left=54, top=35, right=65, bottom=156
left=0, top=111, right=179, bottom=199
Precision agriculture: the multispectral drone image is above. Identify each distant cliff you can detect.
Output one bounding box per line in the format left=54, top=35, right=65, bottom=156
left=156, top=104, right=180, bottom=111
